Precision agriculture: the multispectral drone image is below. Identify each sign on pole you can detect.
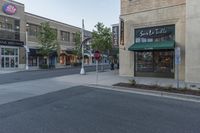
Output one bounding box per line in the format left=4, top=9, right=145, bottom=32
left=94, top=51, right=101, bottom=85
left=175, top=47, right=181, bottom=89
left=175, top=47, right=181, bottom=65
left=94, top=51, right=101, bottom=61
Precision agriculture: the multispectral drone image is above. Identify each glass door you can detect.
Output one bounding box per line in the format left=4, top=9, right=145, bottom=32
left=1, top=56, right=18, bottom=68
left=0, top=47, right=19, bottom=69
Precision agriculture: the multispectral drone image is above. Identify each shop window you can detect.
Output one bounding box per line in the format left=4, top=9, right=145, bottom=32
left=28, top=56, right=37, bottom=66
left=153, top=51, right=174, bottom=73
left=135, top=51, right=174, bottom=74
left=136, top=52, right=153, bottom=72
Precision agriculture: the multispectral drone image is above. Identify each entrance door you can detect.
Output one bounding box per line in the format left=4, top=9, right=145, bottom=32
left=1, top=56, right=18, bottom=68
left=1, top=47, right=19, bottom=69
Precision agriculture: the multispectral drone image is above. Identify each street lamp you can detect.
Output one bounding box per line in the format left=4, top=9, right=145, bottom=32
left=80, top=19, right=85, bottom=75
left=24, top=31, right=29, bottom=70
left=79, top=19, right=92, bottom=75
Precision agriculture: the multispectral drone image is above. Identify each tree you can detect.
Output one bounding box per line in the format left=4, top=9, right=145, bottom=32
left=91, top=22, right=112, bottom=58
left=37, top=22, right=58, bottom=68
left=73, top=32, right=82, bottom=59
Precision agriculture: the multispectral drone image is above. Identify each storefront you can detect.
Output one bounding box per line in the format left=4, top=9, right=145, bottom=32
left=0, top=39, right=24, bottom=68
left=128, top=25, right=175, bottom=78
left=60, top=50, right=78, bottom=65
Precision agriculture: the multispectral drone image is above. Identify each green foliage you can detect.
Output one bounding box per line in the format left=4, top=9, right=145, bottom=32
left=39, top=64, right=49, bottom=69
left=37, top=22, right=58, bottom=57
left=91, top=22, right=112, bottom=53
left=129, top=79, right=136, bottom=86
left=72, top=32, right=82, bottom=57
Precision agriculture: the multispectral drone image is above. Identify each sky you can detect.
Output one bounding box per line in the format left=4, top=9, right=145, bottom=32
left=14, top=0, right=120, bottom=31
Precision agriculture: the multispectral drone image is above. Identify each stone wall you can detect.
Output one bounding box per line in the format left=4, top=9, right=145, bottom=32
left=185, top=0, right=200, bottom=83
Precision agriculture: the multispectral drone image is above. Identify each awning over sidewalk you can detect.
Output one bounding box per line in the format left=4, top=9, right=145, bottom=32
left=128, top=40, right=175, bottom=51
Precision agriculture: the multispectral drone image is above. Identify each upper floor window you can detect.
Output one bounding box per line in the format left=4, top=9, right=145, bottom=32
left=27, top=24, right=39, bottom=37
left=0, top=15, right=20, bottom=40
left=61, top=31, right=70, bottom=42
left=72, top=33, right=76, bottom=42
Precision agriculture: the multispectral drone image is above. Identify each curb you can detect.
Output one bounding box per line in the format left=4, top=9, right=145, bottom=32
left=87, top=84, right=200, bottom=103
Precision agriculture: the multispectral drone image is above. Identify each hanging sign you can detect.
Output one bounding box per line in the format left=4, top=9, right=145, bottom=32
left=3, top=3, right=17, bottom=15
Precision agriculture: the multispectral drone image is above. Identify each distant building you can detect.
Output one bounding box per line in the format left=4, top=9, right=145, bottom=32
left=0, top=0, right=92, bottom=69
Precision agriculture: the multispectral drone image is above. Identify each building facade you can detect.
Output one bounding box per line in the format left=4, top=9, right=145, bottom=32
left=25, top=13, right=82, bottom=68
left=0, top=0, right=26, bottom=69
left=120, top=0, right=200, bottom=84
left=0, top=0, right=92, bottom=69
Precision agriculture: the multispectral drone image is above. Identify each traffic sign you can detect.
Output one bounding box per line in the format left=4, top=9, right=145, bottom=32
left=94, top=51, right=101, bottom=60
left=175, top=47, right=181, bottom=65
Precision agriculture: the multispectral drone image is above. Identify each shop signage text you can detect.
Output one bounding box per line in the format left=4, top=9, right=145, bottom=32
left=135, top=25, right=175, bottom=38
left=139, top=28, right=167, bottom=37
left=0, top=39, right=24, bottom=46
left=2, top=3, right=17, bottom=15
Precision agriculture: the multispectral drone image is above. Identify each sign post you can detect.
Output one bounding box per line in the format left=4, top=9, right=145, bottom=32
left=94, top=51, right=101, bottom=85
left=175, top=47, right=181, bottom=89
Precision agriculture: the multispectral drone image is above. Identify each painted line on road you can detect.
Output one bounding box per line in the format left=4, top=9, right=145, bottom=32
left=87, top=84, right=200, bottom=103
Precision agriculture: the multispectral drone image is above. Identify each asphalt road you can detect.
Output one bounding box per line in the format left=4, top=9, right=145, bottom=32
left=0, top=65, right=109, bottom=84
left=0, top=86, right=199, bottom=133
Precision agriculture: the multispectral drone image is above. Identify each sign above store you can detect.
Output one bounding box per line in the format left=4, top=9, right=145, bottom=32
left=0, top=39, right=24, bottom=46
left=135, top=25, right=175, bottom=38
left=2, top=3, right=17, bottom=15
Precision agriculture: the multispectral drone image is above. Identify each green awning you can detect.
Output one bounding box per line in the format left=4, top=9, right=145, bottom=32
left=128, top=40, right=175, bottom=51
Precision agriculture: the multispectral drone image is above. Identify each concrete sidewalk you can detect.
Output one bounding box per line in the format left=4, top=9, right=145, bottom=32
left=0, top=70, right=129, bottom=105
left=0, top=70, right=200, bottom=105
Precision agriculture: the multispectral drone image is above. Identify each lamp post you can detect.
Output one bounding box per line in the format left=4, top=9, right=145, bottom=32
left=24, top=31, right=29, bottom=70
left=80, top=19, right=85, bottom=75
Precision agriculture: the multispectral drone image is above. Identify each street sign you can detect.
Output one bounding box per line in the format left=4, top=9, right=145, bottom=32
left=175, top=47, right=181, bottom=65
left=94, top=51, right=101, bottom=60
left=175, top=47, right=181, bottom=89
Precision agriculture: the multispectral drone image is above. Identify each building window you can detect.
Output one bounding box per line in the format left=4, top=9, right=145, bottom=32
left=61, top=31, right=70, bottom=42
left=0, top=16, right=20, bottom=40
left=28, top=56, right=37, bottom=67
left=27, top=24, right=39, bottom=37
left=136, top=52, right=153, bottom=72
left=72, top=33, right=76, bottom=42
